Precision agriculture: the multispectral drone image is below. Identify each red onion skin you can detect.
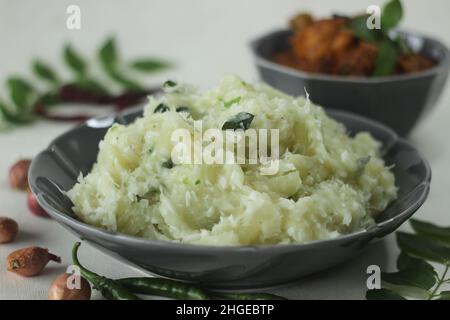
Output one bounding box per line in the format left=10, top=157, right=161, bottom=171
left=34, top=85, right=159, bottom=122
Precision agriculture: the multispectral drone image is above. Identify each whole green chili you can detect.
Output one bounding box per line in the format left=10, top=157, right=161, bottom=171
left=213, top=292, right=287, bottom=300
left=72, top=242, right=140, bottom=300
left=117, top=277, right=209, bottom=300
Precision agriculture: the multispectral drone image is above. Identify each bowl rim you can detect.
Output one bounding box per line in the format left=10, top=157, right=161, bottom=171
left=250, top=28, right=450, bottom=84
left=29, top=108, right=432, bottom=253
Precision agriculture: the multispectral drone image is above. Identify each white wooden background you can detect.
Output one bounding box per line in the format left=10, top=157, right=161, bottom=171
left=0, top=0, right=449, bottom=299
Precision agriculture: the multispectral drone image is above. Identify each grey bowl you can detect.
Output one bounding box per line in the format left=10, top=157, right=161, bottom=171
left=29, top=108, right=431, bottom=289
left=251, top=29, right=450, bottom=136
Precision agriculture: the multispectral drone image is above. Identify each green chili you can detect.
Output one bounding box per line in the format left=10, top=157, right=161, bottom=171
left=213, top=292, right=287, bottom=300
left=72, top=243, right=287, bottom=301
left=72, top=242, right=140, bottom=300
left=117, top=277, right=210, bottom=300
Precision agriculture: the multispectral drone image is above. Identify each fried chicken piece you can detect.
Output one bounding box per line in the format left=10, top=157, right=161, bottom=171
left=331, top=30, right=356, bottom=55
left=276, top=13, right=435, bottom=76
left=290, top=18, right=348, bottom=73
left=288, top=18, right=379, bottom=76
left=333, top=41, right=378, bottom=76
left=289, top=13, right=314, bottom=32
left=397, top=53, right=435, bottom=74
left=273, top=52, right=299, bottom=69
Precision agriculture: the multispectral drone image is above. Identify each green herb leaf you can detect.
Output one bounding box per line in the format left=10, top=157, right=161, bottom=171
left=163, top=80, right=177, bottom=88
left=162, top=159, right=174, bottom=169
left=224, top=97, right=241, bottom=109
left=99, top=37, right=118, bottom=70
left=0, top=99, right=34, bottom=124
left=6, top=77, right=34, bottom=111
left=63, top=44, right=87, bottom=77
left=382, top=0, right=403, bottom=31
left=397, top=252, right=435, bottom=273
left=372, top=40, right=398, bottom=77
left=366, top=288, right=406, bottom=300
left=154, top=103, right=170, bottom=113
left=394, top=35, right=412, bottom=54
left=98, top=37, right=143, bottom=91
left=438, top=291, right=450, bottom=300
left=222, top=112, right=254, bottom=131
left=382, top=268, right=436, bottom=291
left=397, top=232, right=450, bottom=264
left=135, top=188, right=160, bottom=203
left=36, top=92, right=60, bottom=107
left=130, top=59, right=171, bottom=72
left=32, top=59, right=59, bottom=84
left=410, top=219, right=450, bottom=247
left=176, top=106, right=190, bottom=113
left=382, top=253, right=436, bottom=298
left=108, top=71, right=142, bottom=91
left=348, top=15, right=382, bottom=43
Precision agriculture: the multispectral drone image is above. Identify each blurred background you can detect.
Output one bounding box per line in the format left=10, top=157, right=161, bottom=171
left=1, top=0, right=449, bottom=299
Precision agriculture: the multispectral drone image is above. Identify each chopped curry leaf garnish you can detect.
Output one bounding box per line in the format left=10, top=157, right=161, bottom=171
left=176, top=106, right=190, bottom=113
left=223, top=97, right=241, bottom=108
left=163, top=80, right=177, bottom=88
left=222, top=112, right=254, bottom=131
left=162, top=159, right=174, bottom=169
left=154, top=103, right=170, bottom=113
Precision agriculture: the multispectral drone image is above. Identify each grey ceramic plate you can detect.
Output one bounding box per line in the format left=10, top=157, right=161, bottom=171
left=29, top=108, right=431, bottom=289
left=251, top=29, right=450, bottom=136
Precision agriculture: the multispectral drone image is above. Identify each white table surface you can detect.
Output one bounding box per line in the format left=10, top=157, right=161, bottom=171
left=1, top=0, right=449, bottom=300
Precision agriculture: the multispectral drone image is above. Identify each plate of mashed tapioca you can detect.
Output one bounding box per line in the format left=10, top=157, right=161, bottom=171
left=29, top=76, right=430, bottom=287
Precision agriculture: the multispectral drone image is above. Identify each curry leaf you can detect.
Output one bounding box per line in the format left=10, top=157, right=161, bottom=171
left=348, top=15, right=382, bottom=43
left=397, top=252, right=436, bottom=273
left=0, top=99, right=34, bottom=124
left=130, top=59, right=171, bottom=72
left=176, top=106, right=190, bottom=113
left=63, top=44, right=87, bottom=77
left=394, top=35, right=412, bottom=54
left=6, top=77, right=34, bottom=111
left=224, top=97, right=241, bottom=109
left=222, top=112, right=254, bottom=131
left=438, top=291, right=450, bottom=300
left=36, top=92, right=60, bottom=107
left=373, top=40, right=398, bottom=77
left=397, top=232, right=450, bottom=264
left=382, top=0, right=403, bottom=31
left=99, top=37, right=143, bottom=90
left=154, top=103, right=170, bottom=113
left=382, top=268, right=436, bottom=291
left=163, top=80, right=177, bottom=89
left=99, top=37, right=118, bottom=70
left=32, top=59, right=59, bottom=84
left=366, top=288, right=406, bottom=300
left=108, top=71, right=143, bottom=91
left=382, top=253, right=436, bottom=298
left=410, top=219, right=450, bottom=247
left=162, top=159, right=174, bottom=169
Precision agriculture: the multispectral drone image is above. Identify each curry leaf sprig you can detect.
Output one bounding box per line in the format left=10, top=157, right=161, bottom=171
left=366, top=219, right=450, bottom=300
left=348, top=0, right=407, bottom=77
left=0, top=37, right=171, bottom=128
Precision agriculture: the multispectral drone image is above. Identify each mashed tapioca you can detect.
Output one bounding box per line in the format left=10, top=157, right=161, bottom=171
left=67, top=76, right=397, bottom=245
